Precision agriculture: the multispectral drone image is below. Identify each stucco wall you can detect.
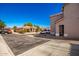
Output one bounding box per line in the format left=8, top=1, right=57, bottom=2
left=50, top=17, right=55, bottom=32
left=56, top=19, right=64, bottom=36
left=50, top=12, right=63, bottom=33
left=64, top=3, right=79, bottom=38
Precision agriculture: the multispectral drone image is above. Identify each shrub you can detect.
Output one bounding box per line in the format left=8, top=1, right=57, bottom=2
left=18, top=30, right=25, bottom=34
left=18, top=29, right=30, bottom=34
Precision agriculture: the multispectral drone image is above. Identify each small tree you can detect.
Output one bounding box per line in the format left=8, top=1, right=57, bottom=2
left=0, top=20, right=6, bottom=29
left=62, top=6, right=64, bottom=12
left=13, top=26, right=17, bottom=32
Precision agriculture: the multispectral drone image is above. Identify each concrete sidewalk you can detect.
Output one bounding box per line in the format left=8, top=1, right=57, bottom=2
left=18, top=40, right=79, bottom=56
left=0, top=34, right=14, bottom=56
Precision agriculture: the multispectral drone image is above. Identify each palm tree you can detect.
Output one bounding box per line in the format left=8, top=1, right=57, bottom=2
left=13, top=26, right=17, bottom=32
left=24, top=22, right=33, bottom=26
left=0, top=20, right=6, bottom=29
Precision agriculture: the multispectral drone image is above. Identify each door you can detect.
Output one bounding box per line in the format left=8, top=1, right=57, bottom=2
left=59, top=25, right=64, bottom=36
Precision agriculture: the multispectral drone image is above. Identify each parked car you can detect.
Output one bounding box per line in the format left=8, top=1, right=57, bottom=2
left=40, top=30, right=55, bottom=36
left=0, top=28, right=12, bottom=34
left=40, top=30, right=51, bottom=34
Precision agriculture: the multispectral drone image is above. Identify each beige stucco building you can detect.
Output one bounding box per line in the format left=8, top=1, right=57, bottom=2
left=15, top=26, right=37, bottom=32
left=64, top=3, right=79, bottom=38
left=50, top=12, right=64, bottom=36
left=23, top=26, right=37, bottom=32
left=50, top=3, right=79, bottom=39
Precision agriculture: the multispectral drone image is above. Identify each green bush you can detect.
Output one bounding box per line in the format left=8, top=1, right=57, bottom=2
left=18, top=29, right=30, bottom=34
left=18, top=30, right=25, bottom=34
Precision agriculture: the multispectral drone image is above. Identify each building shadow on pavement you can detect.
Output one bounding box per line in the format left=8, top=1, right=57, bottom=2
left=69, top=43, right=79, bottom=56
left=34, top=34, right=56, bottom=39
left=34, top=34, right=79, bottom=41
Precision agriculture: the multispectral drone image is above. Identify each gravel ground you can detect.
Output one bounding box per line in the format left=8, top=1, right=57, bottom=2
left=1, top=34, right=49, bottom=55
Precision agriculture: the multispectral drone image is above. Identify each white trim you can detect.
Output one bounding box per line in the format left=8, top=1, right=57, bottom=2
left=50, top=12, right=63, bottom=17
left=56, top=33, right=59, bottom=36
left=64, top=34, right=68, bottom=37
left=56, top=33, right=68, bottom=37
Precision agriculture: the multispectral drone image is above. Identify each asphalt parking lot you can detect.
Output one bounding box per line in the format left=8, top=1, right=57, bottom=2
left=1, top=34, right=49, bottom=55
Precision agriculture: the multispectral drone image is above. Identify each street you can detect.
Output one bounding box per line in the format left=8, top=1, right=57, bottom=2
left=1, top=34, right=49, bottom=55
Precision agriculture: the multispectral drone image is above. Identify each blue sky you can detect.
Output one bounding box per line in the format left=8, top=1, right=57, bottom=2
left=0, top=3, right=63, bottom=28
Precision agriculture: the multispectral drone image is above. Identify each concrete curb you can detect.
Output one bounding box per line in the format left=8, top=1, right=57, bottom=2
left=0, top=34, right=14, bottom=56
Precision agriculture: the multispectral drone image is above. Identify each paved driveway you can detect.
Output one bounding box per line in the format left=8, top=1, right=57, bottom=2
left=19, top=39, right=79, bottom=56
left=1, top=34, right=49, bottom=55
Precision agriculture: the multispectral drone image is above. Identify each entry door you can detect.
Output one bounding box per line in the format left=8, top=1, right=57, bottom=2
left=59, top=25, right=64, bottom=36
